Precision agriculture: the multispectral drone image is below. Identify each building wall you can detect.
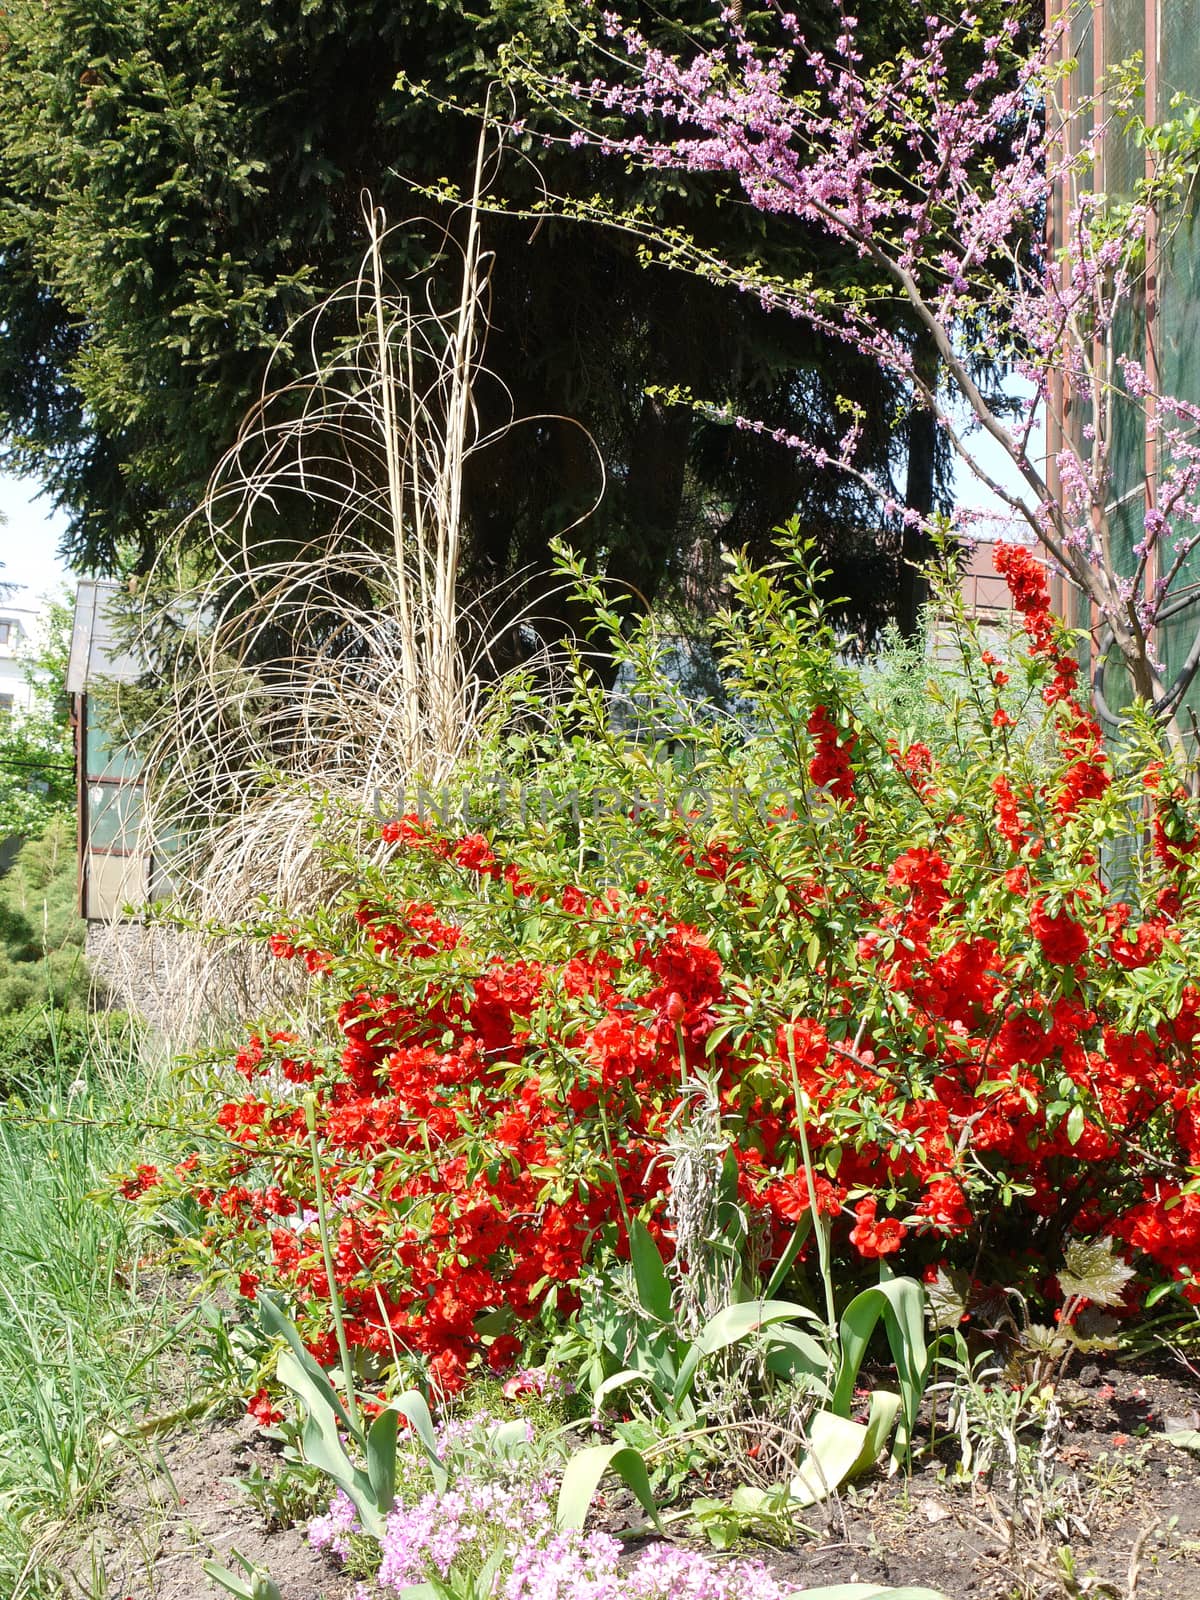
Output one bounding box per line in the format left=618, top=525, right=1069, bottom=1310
left=0, top=602, right=43, bottom=717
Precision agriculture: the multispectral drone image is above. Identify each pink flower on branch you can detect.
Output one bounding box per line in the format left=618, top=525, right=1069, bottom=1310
left=528, top=0, right=1200, bottom=731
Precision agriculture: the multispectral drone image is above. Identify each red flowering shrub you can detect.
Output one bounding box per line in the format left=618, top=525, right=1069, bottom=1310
left=137, top=542, right=1200, bottom=1392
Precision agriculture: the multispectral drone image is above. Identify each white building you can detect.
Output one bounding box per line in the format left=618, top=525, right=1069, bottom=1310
left=0, top=600, right=43, bottom=717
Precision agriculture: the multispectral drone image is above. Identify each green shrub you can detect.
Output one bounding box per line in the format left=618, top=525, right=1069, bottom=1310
left=143, top=536, right=1200, bottom=1403
left=0, top=1006, right=94, bottom=1098
left=0, top=819, right=91, bottom=1013
left=0, top=596, right=74, bottom=841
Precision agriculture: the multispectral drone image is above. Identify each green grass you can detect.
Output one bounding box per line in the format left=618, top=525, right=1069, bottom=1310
left=0, top=1010, right=186, bottom=1598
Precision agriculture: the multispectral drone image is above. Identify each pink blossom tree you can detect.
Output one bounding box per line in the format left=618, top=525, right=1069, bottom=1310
left=518, top=2, right=1200, bottom=737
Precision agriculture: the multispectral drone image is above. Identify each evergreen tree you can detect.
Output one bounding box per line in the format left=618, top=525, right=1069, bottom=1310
left=0, top=1, right=1021, bottom=637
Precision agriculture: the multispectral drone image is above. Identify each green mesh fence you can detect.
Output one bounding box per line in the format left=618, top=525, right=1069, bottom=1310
left=1153, top=3, right=1200, bottom=731
left=1070, top=1, right=1200, bottom=748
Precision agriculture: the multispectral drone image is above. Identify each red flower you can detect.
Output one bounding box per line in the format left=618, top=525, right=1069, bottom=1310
left=993, top=1009, right=1053, bottom=1068
left=453, top=833, right=501, bottom=878
left=849, top=1197, right=905, bottom=1258
left=428, top=1346, right=468, bottom=1395
left=247, top=1387, right=283, bottom=1428
left=889, top=740, right=935, bottom=796
left=992, top=775, right=1026, bottom=850
left=381, top=813, right=448, bottom=851
left=1111, top=919, right=1166, bottom=971
left=767, top=1171, right=841, bottom=1221
left=234, top=1034, right=264, bottom=1079
left=118, top=1164, right=160, bottom=1200
left=915, top=1176, right=972, bottom=1234
left=486, top=1334, right=521, bottom=1373
left=271, top=1229, right=303, bottom=1272
left=1029, top=898, right=1088, bottom=966
left=776, top=1018, right=829, bottom=1072
left=1154, top=809, right=1200, bottom=872
left=1055, top=713, right=1109, bottom=818
left=886, top=847, right=949, bottom=895
left=807, top=704, right=857, bottom=803
left=663, top=991, right=687, bottom=1024
left=994, top=544, right=1056, bottom=655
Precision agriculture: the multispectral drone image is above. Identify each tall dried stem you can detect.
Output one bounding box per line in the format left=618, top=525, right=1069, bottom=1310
left=96, top=120, right=597, bottom=1040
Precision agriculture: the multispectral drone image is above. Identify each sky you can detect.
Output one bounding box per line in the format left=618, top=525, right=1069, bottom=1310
left=948, top=380, right=1042, bottom=542
left=0, top=471, right=73, bottom=606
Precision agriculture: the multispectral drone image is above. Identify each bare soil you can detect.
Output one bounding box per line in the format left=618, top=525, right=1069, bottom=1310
left=764, top=1358, right=1200, bottom=1600
left=66, top=1412, right=357, bottom=1600
left=66, top=1356, right=1200, bottom=1600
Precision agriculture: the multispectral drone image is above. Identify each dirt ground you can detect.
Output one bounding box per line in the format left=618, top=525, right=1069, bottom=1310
left=66, top=1412, right=358, bottom=1600
left=762, top=1357, right=1200, bottom=1600
left=63, top=1356, right=1200, bottom=1600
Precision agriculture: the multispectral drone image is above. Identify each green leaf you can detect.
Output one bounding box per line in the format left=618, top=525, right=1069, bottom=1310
left=389, top=1390, right=447, bottom=1493
left=594, top=1366, right=668, bottom=1410
left=838, top=1273, right=928, bottom=1440
left=673, top=1299, right=817, bottom=1408
left=628, top=1217, right=674, bottom=1324
left=923, top=1265, right=971, bottom=1334
left=761, top=1324, right=835, bottom=1395
left=473, top=1308, right=512, bottom=1335
left=1145, top=1279, right=1179, bottom=1308
left=293, top=1385, right=380, bottom=1537
left=365, top=1406, right=399, bottom=1511
left=728, top=1485, right=779, bottom=1516
left=475, top=1544, right=508, bottom=1596
left=202, top=1553, right=282, bottom=1600
left=1066, top=1104, right=1085, bottom=1146
left=488, top=1419, right=536, bottom=1460
left=704, top=1021, right=737, bottom=1057
left=202, top=1564, right=255, bottom=1600
left=831, top=1277, right=928, bottom=1449
left=854, top=1389, right=902, bottom=1476
left=1057, top=1236, right=1136, bottom=1308
left=555, top=1442, right=663, bottom=1533
left=1163, top=1429, right=1200, bottom=1454
left=259, top=1293, right=357, bottom=1441
left=788, top=1409, right=871, bottom=1506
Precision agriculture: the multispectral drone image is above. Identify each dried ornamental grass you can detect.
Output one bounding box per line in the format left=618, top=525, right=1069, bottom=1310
left=108, top=127, right=599, bottom=1038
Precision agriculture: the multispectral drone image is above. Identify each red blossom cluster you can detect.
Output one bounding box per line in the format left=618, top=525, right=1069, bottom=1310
left=118, top=1163, right=160, bottom=1200
left=165, top=879, right=742, bottom=1392
left=993, top=545, right=1057, bottom=654
left=807, top=704, right=857, bottom=802
left=130, top=555, right=1200, bottom=1391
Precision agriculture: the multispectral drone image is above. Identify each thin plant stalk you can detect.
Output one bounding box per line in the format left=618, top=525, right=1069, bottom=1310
left=674, top=1018, right=690, bottom=1090
left=594, top=1089, right=634, bottom=1244
left=785, top=1027, right=837, bottom=1333
left=304, top=1093, right=361, bottom=1436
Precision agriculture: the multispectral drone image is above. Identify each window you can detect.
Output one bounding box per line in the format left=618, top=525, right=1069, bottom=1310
left=0, top=694, right=13, bottom=715
left=0, top=621, right=12, bottom=646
